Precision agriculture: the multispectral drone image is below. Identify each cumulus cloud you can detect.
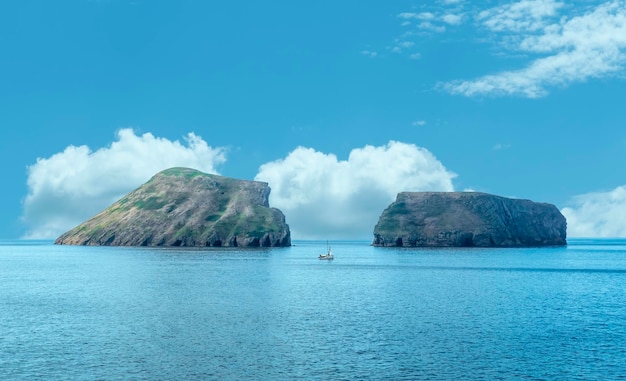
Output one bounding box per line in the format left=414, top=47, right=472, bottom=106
left=22, top=128, right=226, bottom=239
left=254, top=141, right=456, bottom=240
left=562, top=185, right=626, bottom=237
left=443, top=1, right=626, bottom=97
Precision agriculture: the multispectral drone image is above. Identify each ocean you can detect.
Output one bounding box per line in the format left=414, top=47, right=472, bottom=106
left=1, top=239, right=626, bottom=380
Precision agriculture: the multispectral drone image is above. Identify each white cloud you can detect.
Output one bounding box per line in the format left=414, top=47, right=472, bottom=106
left=444, top=1, right=626, bottom=97
left=562, top=185, right=626, bottom=237
left=442, top=13, right=463, bottom=25
left=477, top=0, right=564, bottom=32
left=520, top=2, right=626, bottom=53
left=412, top=120, right=427, bottom=126
left=410, top=53, right=422, bottom=60
left=418, top=21, right=447, bottom=33
left=254, top=141, right=456, bottom=240
left=395, top=8, right=461, bottom=46
left=21, top=128, right=227, bottom=239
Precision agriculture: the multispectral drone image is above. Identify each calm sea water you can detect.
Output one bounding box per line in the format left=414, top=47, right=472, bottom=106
left=2, top=239, right=626, bottom=380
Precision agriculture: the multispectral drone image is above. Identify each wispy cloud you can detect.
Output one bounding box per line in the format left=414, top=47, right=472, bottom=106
left=21, top=129, right=227, bottom=239
left=397, top=11, right=450, bottom=34
left=393, top=1, right=465, bottom=39
left=255, top=141, right=456, bottom=239
left=443, top=1, right=626, bottom=97
left=412, top=120, right=427, bottom=126
left=562, top=185, right=626, bottom=237
left=393, top=1, right=626, bottom=98
left=361, top=50, right=378, bottom=58
left=492, top=143, right=511, bottom=150
left=398, top=12, right=436, bottom=20
left=418, top=21, right=447, bottom=33
left=477, top=0, right=564, bottom=33
left=389, top=40, right=419, bottom=56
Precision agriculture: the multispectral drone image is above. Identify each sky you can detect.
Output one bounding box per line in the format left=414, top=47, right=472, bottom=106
left=2, top=0, right=626, bottom=240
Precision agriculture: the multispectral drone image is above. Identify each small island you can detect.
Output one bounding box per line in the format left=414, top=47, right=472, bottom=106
left=372, top=192, right=566, bottom=247
left=55, top=167, right=291, bottom=247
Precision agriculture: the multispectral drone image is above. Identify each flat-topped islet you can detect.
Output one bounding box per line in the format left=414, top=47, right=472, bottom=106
left=372, top=192, right=566, bottom=247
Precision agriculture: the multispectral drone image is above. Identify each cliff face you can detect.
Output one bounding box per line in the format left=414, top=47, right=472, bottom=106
left=372, top=192, right=566, bottom=247
left=55, top=167, right=291, bottom=247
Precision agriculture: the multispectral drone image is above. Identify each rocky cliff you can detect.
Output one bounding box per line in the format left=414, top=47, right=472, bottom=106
left=372, top=192, right=566, bottom=247
left=55, top=167, right=291, bottom=247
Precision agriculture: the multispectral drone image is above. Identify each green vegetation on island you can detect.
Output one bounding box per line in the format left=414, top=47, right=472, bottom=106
left=55, top=167, right=291, bottom=247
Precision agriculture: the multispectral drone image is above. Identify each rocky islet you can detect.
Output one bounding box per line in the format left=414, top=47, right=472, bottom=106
left=372, top=192, right=566, bottom=247
left=56, top=169, right=568, bottom=248
left=55, top=167, right=291, bottom=247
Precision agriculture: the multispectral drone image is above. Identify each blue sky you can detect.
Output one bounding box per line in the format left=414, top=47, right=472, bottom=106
left=2, top=0, right=626, bottom=239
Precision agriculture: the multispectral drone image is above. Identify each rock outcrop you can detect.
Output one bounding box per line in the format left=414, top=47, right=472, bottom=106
left=55, top=167, right=291, bottom=247
left=372, top=192, right=566, bottom=247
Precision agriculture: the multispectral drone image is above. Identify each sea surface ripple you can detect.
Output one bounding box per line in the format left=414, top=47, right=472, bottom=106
left=1, top=239, right=626, bottom=380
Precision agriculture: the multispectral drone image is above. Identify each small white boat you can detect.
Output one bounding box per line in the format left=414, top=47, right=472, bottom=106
left=318, top=242, right=334, bottom=260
